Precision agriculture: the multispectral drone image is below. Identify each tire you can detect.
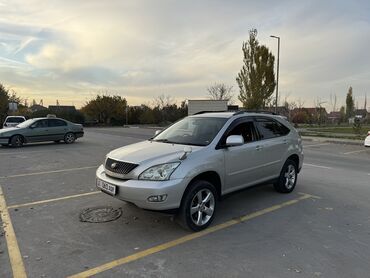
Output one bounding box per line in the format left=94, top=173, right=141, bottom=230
left=176, top=180, right=218, bottom=232
left=274, top=159, right=298, bottom=193
left=10, top=135, right=24, bottom=148
left=64, top=132, right=76, bottom=144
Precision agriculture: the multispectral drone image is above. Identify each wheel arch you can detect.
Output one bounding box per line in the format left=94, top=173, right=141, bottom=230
left=183, top=171, right=222, bottom=202
left=287, top=154, right=299, bottom=169
left=9, top=134, right=26, bottom=144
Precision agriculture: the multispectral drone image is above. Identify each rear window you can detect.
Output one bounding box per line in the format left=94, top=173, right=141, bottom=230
left=6, top=117, right=25, bottom=123
left=255, top=118, right=290, bottom=139
left=48, top=119, right=67, bottom=127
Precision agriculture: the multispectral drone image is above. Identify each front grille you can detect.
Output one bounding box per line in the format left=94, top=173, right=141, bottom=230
left=105, top=158, right=138, bottom=175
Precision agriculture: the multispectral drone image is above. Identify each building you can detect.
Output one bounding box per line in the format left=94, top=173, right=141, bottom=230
left=291, top=107, right=328, bottom=124
left=328, top=111, right=341, bottom=123
left=48, top=105, right=76, bottom=113
left=188, top=100, right=228, bottom=115
left=30, top=104, right=47, bottom=113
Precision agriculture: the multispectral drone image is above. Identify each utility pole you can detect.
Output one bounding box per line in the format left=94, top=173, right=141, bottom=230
left=270, top=35, right=280, bottom=113
left=125, top=105, right=128, bottom=125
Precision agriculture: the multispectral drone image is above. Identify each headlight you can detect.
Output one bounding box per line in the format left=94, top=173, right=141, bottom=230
left=138, top=162, right=180, bottom=181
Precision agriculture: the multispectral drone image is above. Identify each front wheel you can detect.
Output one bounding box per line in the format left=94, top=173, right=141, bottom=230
left=64, top=132, right=76, bottom=144
left=176, top=180, right=217, bottom=231
left=10, top=135, right=24, bottom=148
left=274, top=159, right=298, bottom=193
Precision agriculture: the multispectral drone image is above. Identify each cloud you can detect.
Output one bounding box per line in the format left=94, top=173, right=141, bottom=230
left=0, top=0, right=369, bottom=109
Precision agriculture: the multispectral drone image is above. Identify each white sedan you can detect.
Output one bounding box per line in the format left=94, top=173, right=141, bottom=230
left=365, top=131, right=370, bottom=147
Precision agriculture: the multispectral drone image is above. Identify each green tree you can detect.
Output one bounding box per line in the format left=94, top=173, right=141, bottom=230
left=339, top=106, right=346, bottom=124
left=345, top=86, right=355, bottom=120
left=353, top=117, right=362, bottom=135
left=0, top=83, right=9, bottom=124
left=81, top=94, right=127, bottom=125
left=236, top=29, right=276, bottom=109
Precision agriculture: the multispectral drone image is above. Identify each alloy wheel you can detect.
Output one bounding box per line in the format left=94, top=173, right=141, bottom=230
left=284, top=164, right=296, bottom=189
left=190, top=189, right=215, bottom=226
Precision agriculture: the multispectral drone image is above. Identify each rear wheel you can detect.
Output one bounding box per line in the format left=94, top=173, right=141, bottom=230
left=10, top=135, right=24, bottom=148
left=64, top=133, right=76, bottom=144
left=176, top=180, right=217, bottom=231
left=274, top=159, right=298, bottom=193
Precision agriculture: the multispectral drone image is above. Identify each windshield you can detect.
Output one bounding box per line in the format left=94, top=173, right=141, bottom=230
left=153, top=117, right=227, bottom=146
left=6, top=117, right=25, bottom=123
left=16, top=119, right=37, bottom=128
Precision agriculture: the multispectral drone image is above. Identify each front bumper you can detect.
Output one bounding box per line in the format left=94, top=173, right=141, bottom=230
left=75, top=131, right=84, bottom=138
left=96, top=165, right=189, bottom=210
left=0, top=137, right=9, bottom=144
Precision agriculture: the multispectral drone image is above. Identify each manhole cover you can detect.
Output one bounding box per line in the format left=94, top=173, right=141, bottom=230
left=80, top=206, right=122, bottom=223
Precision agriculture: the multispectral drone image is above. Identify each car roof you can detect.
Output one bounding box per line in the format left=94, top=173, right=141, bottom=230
left=31, top=117, right=66, bottom=121
left=6, top=116, right=25, bottom=118
left=190, top=111, right=279, bottom=119
left=190, top=112, right=235, bottom=118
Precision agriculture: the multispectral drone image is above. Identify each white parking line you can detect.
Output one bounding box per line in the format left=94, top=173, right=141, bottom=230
left=0, top=148, right=79, bottom=156
left=303, top=163, right=332, bottom=169
left=0, top=166, right=99, bottom=179
left=304, top=143, right=331, bottom=148
left=342, top=149, right=368, bottom=155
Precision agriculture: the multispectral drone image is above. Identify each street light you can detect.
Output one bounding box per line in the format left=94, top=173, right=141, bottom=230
left=270, top=35, right=280, bottom=113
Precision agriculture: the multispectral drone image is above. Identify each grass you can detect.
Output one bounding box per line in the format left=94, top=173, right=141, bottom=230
left=306, top=127, right=370, bottom=135
left=297, top=123, right=370, bottom=140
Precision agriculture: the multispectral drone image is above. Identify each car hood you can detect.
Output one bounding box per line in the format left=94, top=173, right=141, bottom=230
left=0, top=127, right=21, bottom=135
left=107, top=140, right=203, bottom=165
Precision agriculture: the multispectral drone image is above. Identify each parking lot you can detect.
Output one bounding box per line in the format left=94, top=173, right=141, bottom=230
left=0, top=127, right=369, bottom=278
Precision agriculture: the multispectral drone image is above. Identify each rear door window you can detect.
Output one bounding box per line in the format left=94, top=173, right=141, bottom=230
left=48, top=119, right=67, bottom=127
left=255, top=118, right=290, bottom=140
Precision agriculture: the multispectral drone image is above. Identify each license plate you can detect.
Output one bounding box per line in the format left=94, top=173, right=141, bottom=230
left=96, top=179, right=116, bottom=195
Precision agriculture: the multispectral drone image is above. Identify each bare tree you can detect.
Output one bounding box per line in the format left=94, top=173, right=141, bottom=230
left=314, top=97, right=327, bottom=125
left=329, top=93, right=337, bottom=112
left=207, top=83, right=234, bottom=103
left=296, top=98, right=305, bottom=109
left=153, top=94, right=175, bottom=109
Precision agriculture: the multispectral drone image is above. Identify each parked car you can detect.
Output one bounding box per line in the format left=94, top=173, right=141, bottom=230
left=96, top=111, right=304, bottom=231
left=0, top=116, right=84, bottom=147
left=2, top=116, right=26, bottom=128
left=365, top=131, right=370, bottom=147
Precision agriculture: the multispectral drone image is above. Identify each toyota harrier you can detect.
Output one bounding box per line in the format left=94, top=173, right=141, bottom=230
left=96, top=111, right=304, bottom=231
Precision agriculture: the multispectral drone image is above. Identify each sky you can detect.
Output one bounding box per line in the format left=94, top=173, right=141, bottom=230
left=0, top=0, right=369, bottom=110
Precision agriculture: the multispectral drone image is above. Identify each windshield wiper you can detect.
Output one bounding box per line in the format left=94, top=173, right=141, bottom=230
left=153, top=139, right=174, bottom=144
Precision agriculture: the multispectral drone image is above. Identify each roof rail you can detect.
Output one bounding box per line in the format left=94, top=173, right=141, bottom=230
left=193, top=111, right=229, bottom=115
left=233, top=110, right=277, bottom=116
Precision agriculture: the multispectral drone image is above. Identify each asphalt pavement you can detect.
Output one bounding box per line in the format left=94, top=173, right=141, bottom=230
left=0, top=127, right=369, bottom=278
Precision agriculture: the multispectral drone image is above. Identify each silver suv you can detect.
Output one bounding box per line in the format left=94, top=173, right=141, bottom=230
left=96, top=111, right=304, bottom=231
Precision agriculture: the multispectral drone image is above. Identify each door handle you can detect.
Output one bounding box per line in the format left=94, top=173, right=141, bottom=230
left=256, top=145, right=263, bottom=151
left=283, top=139, right=288, bottom=144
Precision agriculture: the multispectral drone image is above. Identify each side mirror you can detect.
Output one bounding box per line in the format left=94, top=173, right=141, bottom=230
left=155, top=130, right=161, bottom=136
left=226, top=135, right=244, bottom=147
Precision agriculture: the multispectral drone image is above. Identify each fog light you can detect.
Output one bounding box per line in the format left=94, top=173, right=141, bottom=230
left=147, top=194, right=167, bottom=202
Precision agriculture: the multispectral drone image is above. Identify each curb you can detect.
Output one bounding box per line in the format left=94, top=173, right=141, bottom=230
left=302, top=136, right=363, bottom=146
